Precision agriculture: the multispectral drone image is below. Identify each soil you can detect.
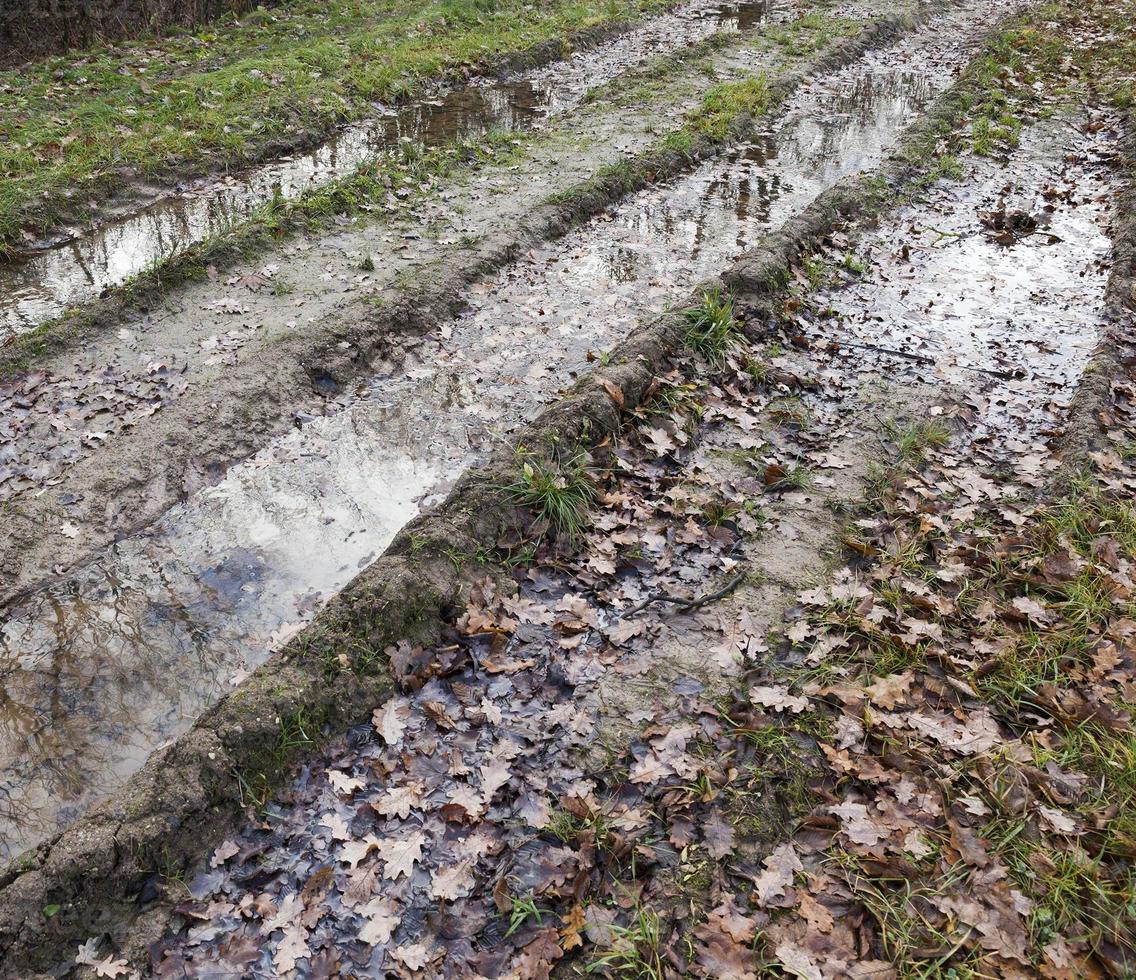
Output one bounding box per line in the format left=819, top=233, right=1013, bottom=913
left=0, top=0, right=1132, bottom=975
left=0, top=0, right=1003, bottom=866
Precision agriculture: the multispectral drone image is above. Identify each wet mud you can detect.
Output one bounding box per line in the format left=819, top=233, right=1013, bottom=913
left=144, top=110, right=1123, bottom=980
left=0, top=14, right=987, bottom=861
left=0, top=0, right=782, bottom=339
left=801, top=116, right=1115, bottom=446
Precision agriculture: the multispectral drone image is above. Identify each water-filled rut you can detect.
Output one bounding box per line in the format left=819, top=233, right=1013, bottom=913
left=0, top=6, right=1000, bottom=859
left=0, top=0, right=780, bottom=340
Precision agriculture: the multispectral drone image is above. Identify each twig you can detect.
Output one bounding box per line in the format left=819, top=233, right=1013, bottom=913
left=831, top=338, right=1025, bottom=379
left=830, top=339, right=936, bottom=365
left=620, top=570, right=747, bottom=619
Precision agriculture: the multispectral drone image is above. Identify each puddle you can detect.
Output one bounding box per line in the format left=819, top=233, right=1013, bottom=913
left=0, top=0, right=779, bottom=340
left=797, top=116, right=1115, bottom=445
left=0, top=15, right=987, bottom=859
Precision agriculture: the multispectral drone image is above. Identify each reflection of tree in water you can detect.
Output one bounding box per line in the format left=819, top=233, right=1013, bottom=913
left=0, top=543, right=249, bottom=859
left=696, top=135, right=783, bottom=246
left=604, top=245, right=641, bottom=283
left=802, top=72, right=932, bottom=173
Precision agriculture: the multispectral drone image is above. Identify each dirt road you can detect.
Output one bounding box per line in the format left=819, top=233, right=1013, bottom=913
left=0, top=0, right=1133, bottom=975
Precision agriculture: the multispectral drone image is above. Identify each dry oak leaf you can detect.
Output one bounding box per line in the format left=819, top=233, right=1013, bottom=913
left=1038, top=805, right=1078, bottom=835
left=392, top=943, right=431, bottom=971
left=263, top=893, right=304, bottom=933
left=1011, top=595, right=1053, bottom=624
left=446, top=782, right=488, bottom=819
left=377, top=832, right=425, bottom=880
left=273, top=924, right=310, bottom=975
left=480, top=760, right=513, bottom=801
left=320, top=811, right=351, bottom=841
left=328, top=770, right=365, bottom=795
left=373, top=783, right=424, bottom=820
left=210, top=839, right=240, bottom=867
left=75, top=940, right=132, bottom=979
left=513, top=925, right=565, bottom=980
left=373, top=698, right=410, bottom=746
left=797, top=892, right=834, bottom=934
left=751, top=843, right=803, bottom=908
left=749, top=685, right=812, bottom=714
left=599, top=378, right=625, bottom=407
left=863, top=671, right=915, bottom=710
left=430, top=861, right=476, bottom=900
left=693, top=918, right=758, bottom=980
left=516, top=791, right=551, bottom=829
left=829, top=801, right=889, bottom=847
left=559, top=904, right=587, bottom=951
left=708, top=899, right=761, bottom=943
left=629, top=752, right=673, bottom=785
left=340, top=834, right=382, bottom=869
left=774, top=940, right=823, bottom=980
left=359, top=897, right=400, bottom=945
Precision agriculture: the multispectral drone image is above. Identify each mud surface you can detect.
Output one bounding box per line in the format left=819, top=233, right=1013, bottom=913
left=0, top=0, right=782, bottom=339
left=805, top=117, right=1115, bottom=445
left=0, top=7, right=819, bottom=599
left=144, top=109, right=1122, bottom=980
left=0, top=5, right=999, bottom=861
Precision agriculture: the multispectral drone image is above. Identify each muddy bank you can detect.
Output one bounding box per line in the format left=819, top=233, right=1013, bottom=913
left=0, top=13, right=1035, bottom=969
left=1060, top=113, right=1136, bottom=466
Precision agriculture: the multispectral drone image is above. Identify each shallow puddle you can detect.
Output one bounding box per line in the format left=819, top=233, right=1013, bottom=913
left=798, top=116, right=1115, bottom=446
left=0, top=0, right=778, bottom=340
left=0, top=15, right=986, bottom=858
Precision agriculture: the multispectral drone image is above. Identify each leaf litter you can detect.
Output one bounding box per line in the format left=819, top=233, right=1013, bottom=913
left=93, top=8, right=1136, bottom=977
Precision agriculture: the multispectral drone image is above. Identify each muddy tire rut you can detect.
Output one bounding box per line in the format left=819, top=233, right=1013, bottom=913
left=0, top=0, right=1016, bottom=874
left=4, top=1, right=1106, bottom=971
left=139, top=95, right=1130, bottom=980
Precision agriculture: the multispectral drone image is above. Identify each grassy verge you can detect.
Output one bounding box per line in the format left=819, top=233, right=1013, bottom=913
left=0, top=0, right=666, bottom=248
left=955, top=0, right=1136, bottom=156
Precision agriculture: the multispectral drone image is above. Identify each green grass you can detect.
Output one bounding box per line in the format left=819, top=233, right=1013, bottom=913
left=684, top=286, right=741, bottom=366
left=505, top=893, right=551, bottom=937
left=765, top=12, right=859, bottom=58
left=883, top=418, right=951, bottom=465
left=587, top=903, right=665, bottom=979
left=506, top=450, right=596, bottom=541
left=0, top=0, right=667, bottom=245
left=682, top=75, right=771, bottom=141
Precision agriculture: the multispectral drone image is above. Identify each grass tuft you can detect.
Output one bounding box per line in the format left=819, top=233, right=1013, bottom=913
left=684, top=286, right=741, bottom=366
left=506, top=450, right=596, bottom=541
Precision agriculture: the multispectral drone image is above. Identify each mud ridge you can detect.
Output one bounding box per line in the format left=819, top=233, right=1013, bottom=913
left=1057, top=111, right=1136, bottom=469
left=0, top=9, right=942, bottom=616
left=0, top=13, right=1027, bottom=971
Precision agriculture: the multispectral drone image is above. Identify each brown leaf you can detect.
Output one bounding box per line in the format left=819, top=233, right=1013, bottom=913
left=513, top=925, right=564, bottom=980
left=750, top=843, right=802, bottom=908
left=358, top=897, right=400, bottom=945
left=376, top=832, right=425, bottom=880
left=599, top=378, right=625, bottom=408
left=702, top=811, right=736, bottom=859
left=559, top=904, right=586, bottom=951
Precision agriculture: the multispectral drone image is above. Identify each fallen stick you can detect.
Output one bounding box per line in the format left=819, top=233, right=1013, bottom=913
left=620, top=570, right=747, bottom=619
left=830, top=338, right=1025, bottom=379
